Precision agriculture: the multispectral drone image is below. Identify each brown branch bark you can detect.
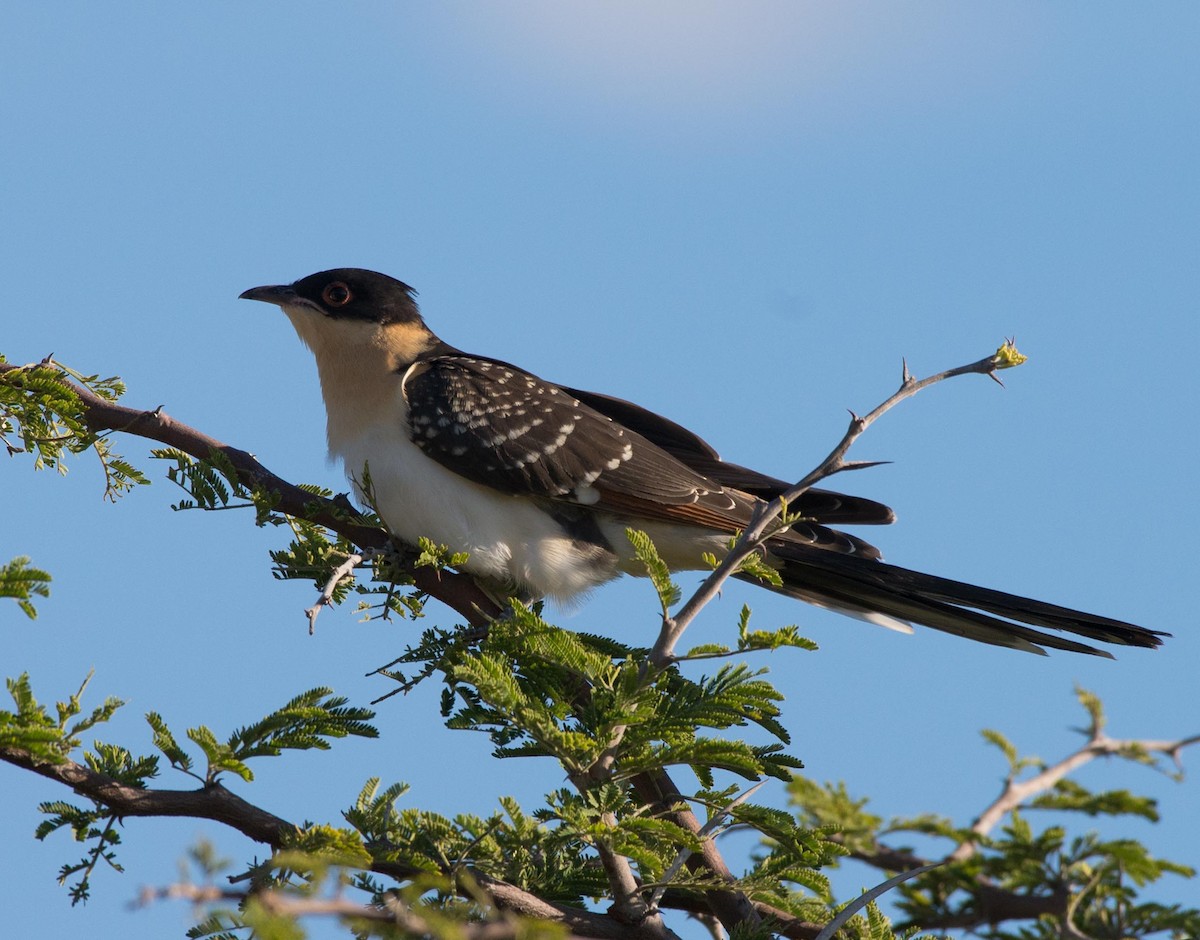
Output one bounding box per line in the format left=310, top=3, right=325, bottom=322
left=0, top=745, right=667, bottom=940
left=838, top=840, right=1071, bottom=929
left=631, top=771, right=764, bottom=932
left=140, top=882, right=598, bottom=940
left=2, top=745, right=298, bottom=843
left=0, top=360, right=501, bottom=627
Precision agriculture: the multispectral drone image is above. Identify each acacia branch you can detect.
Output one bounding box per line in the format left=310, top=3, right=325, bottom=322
left=952, top=729, right=1200, bottom=862
left=0, top=361, right=501, bottom=627
left=631, top=772, right=765, bottom=934
left=650, top=344, right=1023, bottom=666
left=1, top=746, right=299, bottom=845
left=137, top=882, right=596, bottom=940
left=0, top=744, right=670, bottom=940
left=823, top=717, right=1199, bottom=930
left=836, top=839, right=1072, bottom=928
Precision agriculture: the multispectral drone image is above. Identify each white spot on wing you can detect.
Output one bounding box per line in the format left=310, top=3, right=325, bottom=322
left=574, top=484, right=601, bottom=505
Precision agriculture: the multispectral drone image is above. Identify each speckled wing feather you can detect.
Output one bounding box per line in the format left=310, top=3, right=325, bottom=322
left=402, top=355, right=881, bottom=557
left=563, top=385, right=896, bottom=525
left=403, top=355, right=734, bottom=505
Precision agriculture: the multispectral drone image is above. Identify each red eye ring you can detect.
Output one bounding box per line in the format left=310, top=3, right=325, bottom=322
left=322, top=281, right=352, bottom=307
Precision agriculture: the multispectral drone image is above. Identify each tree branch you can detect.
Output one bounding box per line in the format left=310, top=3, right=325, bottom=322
left=650, top=344, right=1024, bottom=666
left=0, top=360, right=501, bottom=627
left=631, top=772, right=764, bottom=933
left=136, top=882, right=599, bottom=940
left=1, top=746, right=298, bottom=844
left=824, top=715, right=1200, bottom=931
left=952, top=729, right=1200, bottom=861
left=0, top=744, right=674, bottom=940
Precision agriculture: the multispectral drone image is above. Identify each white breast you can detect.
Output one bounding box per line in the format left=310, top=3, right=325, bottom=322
left=331, top=405, right=620, bottom=601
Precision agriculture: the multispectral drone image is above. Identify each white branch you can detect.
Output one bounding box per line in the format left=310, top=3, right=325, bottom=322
left=951, top=730, right=1200, bottom=862
left=305, top=551, right=367, bottom=634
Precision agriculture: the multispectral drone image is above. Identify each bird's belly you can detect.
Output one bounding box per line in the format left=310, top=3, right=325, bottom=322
left=333, top=428, right=618, bottom=600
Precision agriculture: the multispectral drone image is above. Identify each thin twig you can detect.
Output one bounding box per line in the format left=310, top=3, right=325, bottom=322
left=305, top=550, right=366, bottom=634
left=648, top=782, right=764, bottom=910
left=650, top=343, right=1024, bottom=667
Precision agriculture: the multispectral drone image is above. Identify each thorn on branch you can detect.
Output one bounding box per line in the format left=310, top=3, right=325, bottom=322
left=836, top=459, right=891, bottom=474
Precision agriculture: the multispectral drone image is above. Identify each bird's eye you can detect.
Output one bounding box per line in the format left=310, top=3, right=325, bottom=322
left=322, top=282, right=352, bottom=307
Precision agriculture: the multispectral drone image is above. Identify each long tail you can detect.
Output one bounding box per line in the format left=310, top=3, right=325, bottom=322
left=754, top=541, right=1167, bottom=657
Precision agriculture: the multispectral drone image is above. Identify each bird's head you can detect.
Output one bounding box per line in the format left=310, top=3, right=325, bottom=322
left=240, top=268, right=422, bottom=325
left=240, top=268, right=439, bottom=384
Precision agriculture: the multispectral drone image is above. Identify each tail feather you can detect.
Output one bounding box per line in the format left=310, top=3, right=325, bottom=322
left=761, top=541, right=1167, bottom=657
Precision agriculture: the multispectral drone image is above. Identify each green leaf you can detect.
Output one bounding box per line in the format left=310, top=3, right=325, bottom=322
left=0, top=556, right=51, bottom=619
left=1075, top=684, right=1106, bottom=735
left=187, top=725, right=253, bottom=783
left=414, top=535, right=470, bottom=570
left=0, top=360, right=150, bottom=499
left=1030, top=779, right=1160, bottom=822
left=146, top=711, right=193, bottom=775
left=736, top=550, right=783, bottom=588
left=224, top=687, right=378, bottom=768
left=625, top=528, right=681, bottom=612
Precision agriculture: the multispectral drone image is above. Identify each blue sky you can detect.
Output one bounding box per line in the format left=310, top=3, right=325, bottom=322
left=3, top=4, right=1197, bottom=937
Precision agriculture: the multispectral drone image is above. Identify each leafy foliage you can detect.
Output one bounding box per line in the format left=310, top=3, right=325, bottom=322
left=626, top=527, right=682, bottom=613
left=146, top=687, right=378, bottom=784
left=0, top=555, right=51, bottom=619
left=415, top=599, right=804, bottom=786
left=786, top=689, right=1200, bottom=938
left=151, top=446, right=429, bottom=622
left=0, top=673, right=143, bottom=903
left=2, top=357, right=1195, bottom=939
left=0, top=356, right=149, bottom=499
left=3, top=675, right=379, bottom=906
left=0, top=671, right=125, bottom=764
left=685, top=603, right=818, bottom=660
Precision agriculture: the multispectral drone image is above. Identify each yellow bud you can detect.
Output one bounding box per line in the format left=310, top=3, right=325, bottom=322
left=994, top=340, right=1028, bottom=370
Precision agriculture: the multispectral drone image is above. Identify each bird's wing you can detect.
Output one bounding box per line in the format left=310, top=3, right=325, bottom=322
left=402, top=355, right=877, bottom=555
left=563, top=385, right=895, bottom=526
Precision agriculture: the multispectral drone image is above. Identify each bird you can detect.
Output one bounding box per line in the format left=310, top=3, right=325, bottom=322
left=240, top=268, right=1165, bottom=658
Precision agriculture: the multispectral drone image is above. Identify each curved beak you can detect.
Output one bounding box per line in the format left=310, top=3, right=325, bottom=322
left=239, top=284, right=296, bottom=306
